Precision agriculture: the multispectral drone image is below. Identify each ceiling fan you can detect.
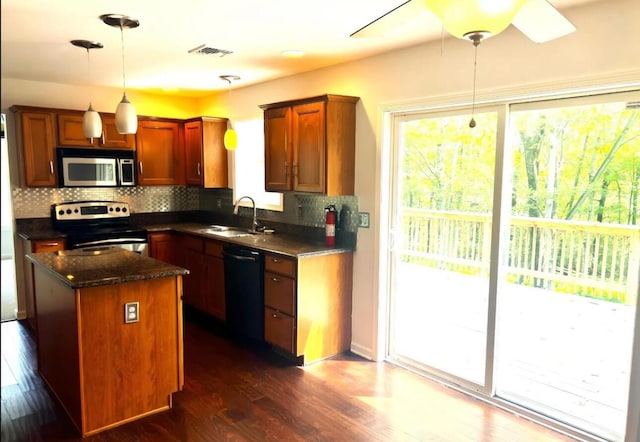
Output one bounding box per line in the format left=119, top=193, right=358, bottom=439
left=352, top=0, right=576, bottom=128
left=351, top=0, right=576, bottom=44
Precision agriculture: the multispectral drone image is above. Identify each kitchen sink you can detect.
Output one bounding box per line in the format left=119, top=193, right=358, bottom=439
left=198, top=226, right=255, bottom=238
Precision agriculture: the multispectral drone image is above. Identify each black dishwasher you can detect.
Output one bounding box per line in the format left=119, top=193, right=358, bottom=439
left=222, top=245, right=264, bottom=341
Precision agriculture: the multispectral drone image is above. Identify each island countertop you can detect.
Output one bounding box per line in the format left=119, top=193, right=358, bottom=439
left=26, top=246, right=189, bottom=289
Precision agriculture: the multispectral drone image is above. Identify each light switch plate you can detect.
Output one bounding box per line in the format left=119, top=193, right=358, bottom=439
left=124, top=302, right=139, bottom=323
left=358, top=212, right=370, bottom=228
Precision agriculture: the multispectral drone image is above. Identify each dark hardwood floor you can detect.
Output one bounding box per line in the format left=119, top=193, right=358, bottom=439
left=1, top=311, right=579, bottom=441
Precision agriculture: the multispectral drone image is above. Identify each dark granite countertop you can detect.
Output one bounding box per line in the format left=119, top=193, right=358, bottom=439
left=146, top=222, right=353, bottom=258
left=26, top=246, right=189, bottom=289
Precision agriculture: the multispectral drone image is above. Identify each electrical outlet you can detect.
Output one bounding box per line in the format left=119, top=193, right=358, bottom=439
left=124, top=302, right=139, bottom=323
left=358, top=212, right=370, bottom=228
left=216, top=198, right=222, bottom=209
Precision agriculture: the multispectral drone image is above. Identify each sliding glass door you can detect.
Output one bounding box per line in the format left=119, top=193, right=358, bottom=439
left=387, top=107, right=501, bottom=389
left=495, top=95, right=639, bottom=441
left=386, top=91, right=639, bottom=441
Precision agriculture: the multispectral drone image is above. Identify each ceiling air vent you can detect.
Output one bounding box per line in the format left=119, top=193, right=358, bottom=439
left=188, top=44, right=233, bottom=57
left=626, top=101, right=640, bottom=110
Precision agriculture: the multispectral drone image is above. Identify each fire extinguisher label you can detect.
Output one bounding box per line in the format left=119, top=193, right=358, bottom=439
left=326, top=224, right=335, bottom=236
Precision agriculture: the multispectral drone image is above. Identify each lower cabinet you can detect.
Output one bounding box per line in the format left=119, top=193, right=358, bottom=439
left=170, top=233, right=225, bottom=321
left=23, top=238, right=66, bottom=331
left=148, top=232, right=174, bottom=264
left=263, top=251, right=353, bottom=365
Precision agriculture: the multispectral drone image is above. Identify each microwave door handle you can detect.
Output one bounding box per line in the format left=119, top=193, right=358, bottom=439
left=49, top=161, right=54, bottom=175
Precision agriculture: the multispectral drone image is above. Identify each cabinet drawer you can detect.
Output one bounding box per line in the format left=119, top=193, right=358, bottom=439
left=204, top=240, right=223, bottom=257
left=264, top=254, right=296, bottom=277
left=264, top=272, right=295, bottom=315
left=184, top=235, right=203, bottom=252
left=264, top=307, right=294, bottom=353
left=33, top=239, right=66, bottom=253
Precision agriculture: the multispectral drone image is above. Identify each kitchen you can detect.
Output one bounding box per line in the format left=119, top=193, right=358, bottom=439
left=2, top=0, right=640, bottom=441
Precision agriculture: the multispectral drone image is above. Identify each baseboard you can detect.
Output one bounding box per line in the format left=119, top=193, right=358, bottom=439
left=350, top=342, right=374, bottom=361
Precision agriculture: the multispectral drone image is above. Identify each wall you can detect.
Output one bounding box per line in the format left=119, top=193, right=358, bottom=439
left=2, top=0, right=639, bottom=361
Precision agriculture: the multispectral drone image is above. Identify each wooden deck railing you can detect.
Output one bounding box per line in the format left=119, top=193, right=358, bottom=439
left=399, top=208, right=640, bottom=304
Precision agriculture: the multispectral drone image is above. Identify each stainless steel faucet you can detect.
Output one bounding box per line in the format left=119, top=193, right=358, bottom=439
left=233, top=195, right=259, bottom=233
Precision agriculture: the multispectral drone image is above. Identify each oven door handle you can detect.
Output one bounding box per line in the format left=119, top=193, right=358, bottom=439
left=72, top=238, right=148, bottom=248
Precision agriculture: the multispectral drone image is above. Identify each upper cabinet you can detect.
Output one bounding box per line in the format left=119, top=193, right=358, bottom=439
left=57, top=112, right=136, bottom=149
left=136, top=119, right=185, bottom=186
left=11, top=106, right=57, bottom=187
left=184, top=117, right=228, bottom=188
left=260, top=94, right=359, bottom=195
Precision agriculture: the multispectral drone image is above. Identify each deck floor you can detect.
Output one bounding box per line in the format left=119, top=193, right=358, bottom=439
left=392, top=263, right=636, bottom=441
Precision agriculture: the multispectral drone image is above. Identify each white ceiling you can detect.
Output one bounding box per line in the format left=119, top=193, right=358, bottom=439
left=1, top=0, right=596, bottom=98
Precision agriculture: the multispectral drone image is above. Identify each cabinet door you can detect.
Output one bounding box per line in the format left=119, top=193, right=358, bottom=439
left=57, top=114, right=135, bottom=149
left=292, top=101, right=325, bottom=193
left=201, top=119, right=228, bottom=188
left=264, top=307, right=295, bottom=353
left=183, top=245, right=206, bottom=311
left=57, top=113, right=99, bottom=147
left=136, top=120, right=184, bottom=185
left=24, top=238, right=66, bottom=331
left=148, top=232, right=174, bottom=264
left=18, top=111, right=57, bottom=187
left=264, top=107, right=291, bottom=191
left=184, top=120, right=203, bottom=186
left=100, top=116, right=136, bottom=149
left=204, top=254, right=226, bottom=320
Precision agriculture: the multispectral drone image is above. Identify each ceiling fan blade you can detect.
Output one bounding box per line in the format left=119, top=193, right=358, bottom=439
left=512, top=0, right=576, bottom=43
left=350, top=0, right=427, bottom=38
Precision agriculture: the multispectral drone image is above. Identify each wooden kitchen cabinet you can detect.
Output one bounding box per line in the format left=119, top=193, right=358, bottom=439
left=148, top=232, right=175, bottom=264
left=260, top=94, right=359, bottom=195
left=263, top=251, right=353, bottom=365
left=174, top=234, right=226, bottom=321
left=184, top=117, right=229, bottom=188
left=136, top=119, right=185, bottom=185
left=23, top=238, right=67, bottom=331
left=57, top=112, right=136, bottom=149
left=11, top=107, right=57, bottom=187
left=204, top=240, right=226, bottom=320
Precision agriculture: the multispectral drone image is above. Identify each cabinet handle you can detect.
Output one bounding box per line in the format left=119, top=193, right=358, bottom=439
left=271, top=277, right=281, bottom=283
left=49, top=161, right=54, bottom=175
left=292, top=163, right=298, bottom=177
left=272, top=313, right=279, bottom=318
left=284, top=163, right=288, bottom=179
left=197, top=163, right=201, bottom=176
left=39, top=242, right=60, bottom=247
left=139, top=161, right=144, bottom=175
left=271, top=258, right=281, bottom=263
left=102, top=133, right=105, bottom=145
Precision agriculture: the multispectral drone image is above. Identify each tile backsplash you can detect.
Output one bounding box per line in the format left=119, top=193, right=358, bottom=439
left=12, top=186, right=359, bottom=233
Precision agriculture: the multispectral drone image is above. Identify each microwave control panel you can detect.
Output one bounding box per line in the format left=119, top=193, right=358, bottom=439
left=52, top=201, right=130, bottom=221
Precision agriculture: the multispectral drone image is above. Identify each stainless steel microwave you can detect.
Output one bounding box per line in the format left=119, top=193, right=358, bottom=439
left=56, top=148, right=136, bottom=187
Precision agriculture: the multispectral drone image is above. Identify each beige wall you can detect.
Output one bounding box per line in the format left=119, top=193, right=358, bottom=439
left=2, top=0, right=639, bottom=363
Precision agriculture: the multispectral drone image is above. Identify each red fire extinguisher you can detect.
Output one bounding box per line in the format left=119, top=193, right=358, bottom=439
left=325, top=205, right=337, bottom=246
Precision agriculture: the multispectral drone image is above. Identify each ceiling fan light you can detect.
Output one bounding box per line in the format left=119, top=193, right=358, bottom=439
left=424, top=0, right=528, bottom=40
left=115, top=94, right=137, bottom=134
left=224, top=128, right=238, bottom=150
left=83, top=104, right=102, bottom=139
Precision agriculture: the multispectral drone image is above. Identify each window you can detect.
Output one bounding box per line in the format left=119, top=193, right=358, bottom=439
left=232, top=118, right=283, bottom=211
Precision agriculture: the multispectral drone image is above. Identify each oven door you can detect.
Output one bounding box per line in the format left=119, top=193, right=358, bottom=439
left=69, top=237, right=148, bottom=256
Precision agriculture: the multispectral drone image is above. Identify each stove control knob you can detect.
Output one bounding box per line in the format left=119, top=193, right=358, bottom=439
left=58, top=210, right=64, bottom=216
left=122, top=207, right=127, bottom=213
left=66, top=209, right=72, bottom=214
left=115, top=207, right=121, bottom=212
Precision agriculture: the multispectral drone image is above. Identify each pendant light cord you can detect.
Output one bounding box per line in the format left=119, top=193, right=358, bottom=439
left=85, top=48, right=93, bottom=105
left=469, top=38, right=480, bottom=128
left=120, top=22, right=127, bottom=96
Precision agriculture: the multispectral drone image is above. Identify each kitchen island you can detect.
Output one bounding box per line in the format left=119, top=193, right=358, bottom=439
left=27, top=246, right=188, bottom=437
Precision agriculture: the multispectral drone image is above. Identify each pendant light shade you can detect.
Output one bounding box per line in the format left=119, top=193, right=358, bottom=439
left=424, top=0, right=528, bottom=40
left=83, top=104, right=102, bottom=138
left=220, top=75, right=240, bottom=150
left=71, top=40, right=103, bottom=139
left=101, top=14, right=139, bottom=134
left=115, top=94, right=137, bottom=134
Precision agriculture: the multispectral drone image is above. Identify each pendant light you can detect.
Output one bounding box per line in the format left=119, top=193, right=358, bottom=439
left=71, top=40, right=103, bottom=140
left=100, top=14, right=139, bottom=135
left=220, top=75, right=240, bottom=150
